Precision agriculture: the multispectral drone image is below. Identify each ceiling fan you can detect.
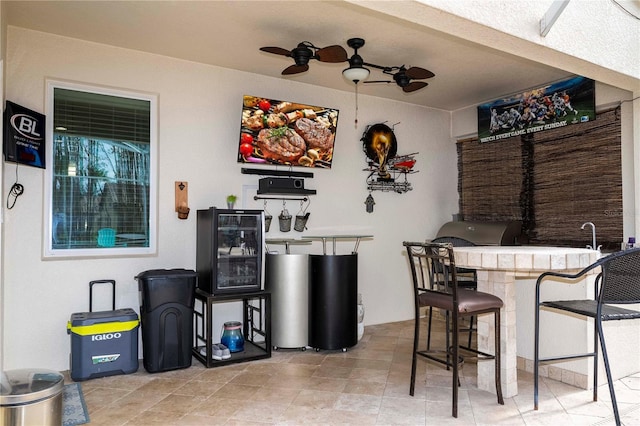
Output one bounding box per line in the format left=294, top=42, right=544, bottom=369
left=342, top=38, right=435, bottom=93
left=260, top=41, right=348, bottom=75
left=364, top=65, right=435, bottom=93
left=260, top=38, right=435, bottom=93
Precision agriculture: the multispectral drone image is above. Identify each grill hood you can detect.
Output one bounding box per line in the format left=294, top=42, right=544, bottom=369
left=436, top=220, right=523, bottom=246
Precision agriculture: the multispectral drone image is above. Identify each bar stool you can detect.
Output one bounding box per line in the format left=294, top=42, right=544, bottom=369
left=534, top=247, right=640, bottom=426
left=404, top=241, right=504, bottom=418
left=430, top=237, right=477, bottom=358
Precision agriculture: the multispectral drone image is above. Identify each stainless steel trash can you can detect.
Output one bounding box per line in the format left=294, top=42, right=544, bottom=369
left=0, top=368, right=64, bottom=426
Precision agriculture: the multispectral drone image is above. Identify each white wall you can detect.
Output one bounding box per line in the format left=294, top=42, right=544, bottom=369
left=2, top=27, right=456, bottom=371
left=0, top=2, right=5, bottom=377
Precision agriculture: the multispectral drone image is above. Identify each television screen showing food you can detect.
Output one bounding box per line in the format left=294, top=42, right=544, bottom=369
left=238, top=95, right=339, bottom=169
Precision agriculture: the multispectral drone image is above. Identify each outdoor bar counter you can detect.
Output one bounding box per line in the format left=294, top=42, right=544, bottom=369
left=453, top=246, right=600, bottom=398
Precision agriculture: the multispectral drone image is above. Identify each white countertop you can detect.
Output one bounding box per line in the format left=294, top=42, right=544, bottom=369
left=265, top=238, right=311, bottom=245
left=452, top=245, right=600, bottom=271
left=301, top=235, right=373, bottom=255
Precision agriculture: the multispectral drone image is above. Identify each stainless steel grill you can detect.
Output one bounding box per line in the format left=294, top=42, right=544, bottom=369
left=435, top=220, right=523, bottom=246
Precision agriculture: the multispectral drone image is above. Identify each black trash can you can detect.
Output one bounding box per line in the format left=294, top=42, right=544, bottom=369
left=136, top=269, right=197, bottom=373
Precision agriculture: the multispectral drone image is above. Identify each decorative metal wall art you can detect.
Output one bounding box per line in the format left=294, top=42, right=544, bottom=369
left=361, top=122, right=418, bottom=212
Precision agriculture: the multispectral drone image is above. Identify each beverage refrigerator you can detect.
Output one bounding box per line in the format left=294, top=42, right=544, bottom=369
left=196, top=208, right=265, bottom=295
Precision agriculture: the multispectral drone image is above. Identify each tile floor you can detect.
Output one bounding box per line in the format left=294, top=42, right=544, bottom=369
left=67, top=318, right=640, bottom=425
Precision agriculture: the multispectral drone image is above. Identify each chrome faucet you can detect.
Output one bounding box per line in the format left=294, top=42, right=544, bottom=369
left=581, top=222, right=601, bottom=251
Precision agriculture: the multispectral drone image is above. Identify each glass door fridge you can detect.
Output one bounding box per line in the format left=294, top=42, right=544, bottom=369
left=196, top=207, right=264, bottom=295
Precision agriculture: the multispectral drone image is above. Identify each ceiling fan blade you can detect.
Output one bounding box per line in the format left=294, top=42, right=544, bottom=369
left=316, top=45, right=348, bottom=63
left=260, top=46, right=292, bottom=56
left=282, top=64, right=309, bottom=75
left=403, top=81, right=428, bottom=93
left=363, top=80, right=393, bottom=84
left=405, top=66, right=435, bottom=80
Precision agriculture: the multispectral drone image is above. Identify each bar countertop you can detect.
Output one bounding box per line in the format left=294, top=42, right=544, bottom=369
left=452, top=245, right=600, bottom=273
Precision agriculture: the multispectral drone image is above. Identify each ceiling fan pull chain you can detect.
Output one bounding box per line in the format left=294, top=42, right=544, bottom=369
left=355, top=83, right=360, bottom=128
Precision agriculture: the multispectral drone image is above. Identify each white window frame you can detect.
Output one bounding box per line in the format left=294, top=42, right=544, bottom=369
left=43, top=79, right=158, bottom=258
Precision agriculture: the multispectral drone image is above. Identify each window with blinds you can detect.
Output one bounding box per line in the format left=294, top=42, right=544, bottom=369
left=458, top=109, right=622, bottom=251
left=44, top=81, right=157, bottom=257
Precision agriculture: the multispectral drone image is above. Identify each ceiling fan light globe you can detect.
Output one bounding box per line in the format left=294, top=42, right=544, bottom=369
left=343, top=66, right=370, bottom=84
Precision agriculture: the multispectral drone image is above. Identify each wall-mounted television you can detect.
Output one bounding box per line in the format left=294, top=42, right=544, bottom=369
left=237, top=95, right=339, bottom=169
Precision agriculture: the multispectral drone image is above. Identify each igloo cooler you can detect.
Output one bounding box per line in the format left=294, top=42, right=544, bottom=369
left=67, top=280, right=139, bottom=381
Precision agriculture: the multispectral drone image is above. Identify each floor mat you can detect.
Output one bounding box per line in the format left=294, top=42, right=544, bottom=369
left=63, top=383, right=89, bottom=426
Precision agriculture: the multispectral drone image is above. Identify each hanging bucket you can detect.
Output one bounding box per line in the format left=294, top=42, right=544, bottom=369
left=278, top=200, right=291, bottom=232
left=294, top=199, right=310, bottom=232
left=294, top=213, right=310, bottom=232
left=279, top=209, right=292, bottom=232
left=263, top=200, right=272, bottom=232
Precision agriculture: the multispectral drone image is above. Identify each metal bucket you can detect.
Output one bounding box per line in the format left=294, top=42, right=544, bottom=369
left=293, top=199, right=310, bottom=232
left=294, top=213, right=310, bottom=232
left=1, top=369, right=64, bottom=426
left=263, top=200, right=272, bottom=232
left=279, top=209, right=292, bottom=232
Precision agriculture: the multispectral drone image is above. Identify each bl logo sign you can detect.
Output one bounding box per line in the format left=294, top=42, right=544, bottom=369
left=10, top=113, right=43, bottom=140
left=3, top=100, right=46, bottom=168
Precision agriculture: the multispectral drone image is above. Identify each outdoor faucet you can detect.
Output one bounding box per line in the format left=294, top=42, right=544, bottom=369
left=581, top=222, right=601, bottom=251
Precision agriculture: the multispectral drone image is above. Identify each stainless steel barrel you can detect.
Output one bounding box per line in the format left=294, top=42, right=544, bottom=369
left=1, top=368, right=64, bottom=426
left=265, top=253, right=309, bottom=350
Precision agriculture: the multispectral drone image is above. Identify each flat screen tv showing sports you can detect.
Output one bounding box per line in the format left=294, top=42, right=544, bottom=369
left=237, top=95, right=339, bottom=169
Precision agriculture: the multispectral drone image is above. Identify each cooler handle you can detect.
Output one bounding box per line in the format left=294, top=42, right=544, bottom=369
left=89, top=279, right=116, bottom=312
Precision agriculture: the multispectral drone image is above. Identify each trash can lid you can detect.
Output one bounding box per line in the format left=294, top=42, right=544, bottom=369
left=135, top=268, right=197, bottom=280
left=0, top=368, right=64, bottom=405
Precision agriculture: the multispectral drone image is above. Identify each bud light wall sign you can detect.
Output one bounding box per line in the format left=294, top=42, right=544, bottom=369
left=3, top=100, right=46, bottom=168
left=477, top=76, right=595, bottom=143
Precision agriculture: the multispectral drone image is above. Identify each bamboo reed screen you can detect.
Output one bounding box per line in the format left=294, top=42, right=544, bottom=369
left=458, top=109, right=622, bottom=250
